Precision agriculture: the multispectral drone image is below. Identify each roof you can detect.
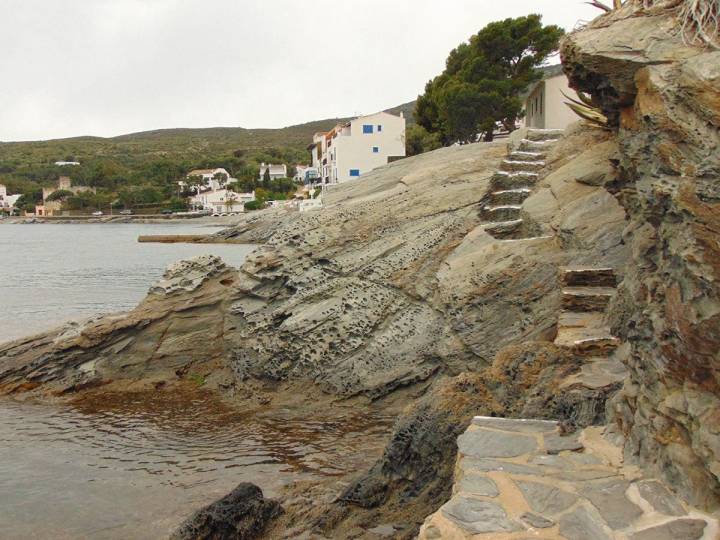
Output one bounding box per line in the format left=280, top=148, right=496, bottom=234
left=187, top=169, right=216, bottom=176
left=520, top=64, right=567, bottom=101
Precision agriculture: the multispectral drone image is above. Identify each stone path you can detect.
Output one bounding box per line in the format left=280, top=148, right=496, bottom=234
left=483, top=129, right=564, bottom=240
left=418, top=417, right=719, bottom=539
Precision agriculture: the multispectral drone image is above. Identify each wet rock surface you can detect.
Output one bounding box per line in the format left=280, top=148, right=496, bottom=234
left=171, top=482, right=283, bottom=540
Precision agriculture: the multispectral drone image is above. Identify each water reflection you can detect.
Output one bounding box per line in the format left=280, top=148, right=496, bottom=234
left=0, top=392, right=393, bottom=539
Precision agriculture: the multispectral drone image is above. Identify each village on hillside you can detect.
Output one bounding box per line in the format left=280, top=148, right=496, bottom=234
left=0, top=64, right=578, bottom=221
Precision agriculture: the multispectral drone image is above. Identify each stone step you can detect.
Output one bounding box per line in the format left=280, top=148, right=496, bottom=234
left=526, top=129, right=564, bottom=142
left=481, top=205, right=522, bottom=222
left=518, top=139, right=556, bottom=153
left=508, top=151, right=546, bottom=162
left=562, top=286, right=615, bottom=312
left=500, top=160, right=546, bottom=173
left=561, top=358, right=628, bottom=390
left=491, top=171, right=538, bottom=190
left=562, top=267, right=617, bottom=287
left=485, top=219, right=523, bottom=239
left=488, top=188, right=531, bottom=206
left=555, top=326, right=621, bottom=356
left=558, top=311, right=606, bottom=329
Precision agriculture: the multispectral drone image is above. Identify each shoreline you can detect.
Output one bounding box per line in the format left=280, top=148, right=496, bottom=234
left=0, top=215, right=245, bottom=226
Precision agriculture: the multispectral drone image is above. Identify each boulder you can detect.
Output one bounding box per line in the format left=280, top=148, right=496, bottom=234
left=171, top=483, right=282, bottom=540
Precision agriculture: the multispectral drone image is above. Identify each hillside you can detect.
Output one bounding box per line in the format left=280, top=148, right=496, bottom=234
left=0, top=101, right=416, bottom=169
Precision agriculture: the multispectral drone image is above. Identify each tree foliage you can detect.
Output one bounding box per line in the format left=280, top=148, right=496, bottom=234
left=416, top=15, right=564, bottom=143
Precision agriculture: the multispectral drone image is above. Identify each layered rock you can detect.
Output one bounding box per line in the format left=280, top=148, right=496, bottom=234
left=562, top=4, right=720, bottom=510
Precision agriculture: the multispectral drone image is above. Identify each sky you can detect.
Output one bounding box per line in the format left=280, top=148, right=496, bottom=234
left=0, top=0, right=599, bottom=142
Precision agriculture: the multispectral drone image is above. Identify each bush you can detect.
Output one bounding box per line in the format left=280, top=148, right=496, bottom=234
left=244, top=200, right=263, bottom=211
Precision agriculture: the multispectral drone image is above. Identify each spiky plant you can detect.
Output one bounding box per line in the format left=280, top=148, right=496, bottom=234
left=562, top=91, right=610, bottom=129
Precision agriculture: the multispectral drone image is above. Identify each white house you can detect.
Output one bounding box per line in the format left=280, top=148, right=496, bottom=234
left=308, top=111, right=406, bottom=184
left=0, top=184, right=21, bottom=213
left=54, top=161, right=80, bottom=166
left=258, top=163, right=287, bottom=181
left=183, top=168, right=233, bottom=192
left=521, top=65, right=580, bottom=131
left=294, top=165, right=318, bottom=183
left=190, top=189, right=255, bottom=214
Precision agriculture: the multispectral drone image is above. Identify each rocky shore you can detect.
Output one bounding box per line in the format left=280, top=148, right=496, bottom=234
left=1, top=4, right=719, bottom=539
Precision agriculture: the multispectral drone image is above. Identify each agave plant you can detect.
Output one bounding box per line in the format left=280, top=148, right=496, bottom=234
left=562, top=91, right=610, bottom=129
left=586, top=0, right=624, bottom=11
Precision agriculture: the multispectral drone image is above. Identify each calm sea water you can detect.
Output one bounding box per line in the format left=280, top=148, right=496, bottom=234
left=0, top=223, right=255, bottom=344
left=0, top=393, right=392, bottom=539
left=0, top=223, right=395, bottom=538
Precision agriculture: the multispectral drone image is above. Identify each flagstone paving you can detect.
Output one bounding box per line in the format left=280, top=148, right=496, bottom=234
left=418, top=417, right=719, bottom=539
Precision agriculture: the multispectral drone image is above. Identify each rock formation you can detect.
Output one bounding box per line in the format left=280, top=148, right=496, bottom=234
left=3, top=7, right=718, bottom=531
left=563, top=3, right=720, bottom=510
left=171, top=483, right=283, bottom=540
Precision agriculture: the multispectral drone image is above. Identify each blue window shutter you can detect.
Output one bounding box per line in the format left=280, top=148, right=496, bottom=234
left=349, top=169, right=360, bottom=177
left=362, top=125, right=373, bottom=134
left=372, top=147, right=379, bottom=153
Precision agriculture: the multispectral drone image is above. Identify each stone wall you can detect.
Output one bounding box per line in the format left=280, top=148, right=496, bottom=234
left=562, top=5, right=720, bottom=510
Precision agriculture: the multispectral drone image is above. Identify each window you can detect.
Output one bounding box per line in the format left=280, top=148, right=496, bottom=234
left=377, top=125, right=382, bottom=132
left=349, top=169, right=360, bottom=177
left=362, top=124, right=374, bottom=134
left=372, top=146, right=379, bottom=153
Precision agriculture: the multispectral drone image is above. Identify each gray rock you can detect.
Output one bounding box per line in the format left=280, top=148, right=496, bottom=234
left=636, top=480, right=686, bottom=517
left=170, top=482, right=283, bottom=540
left=457, top=428, right=537, bottom=458
left=580, top=479, right=643, bottom=529
left=543, top=432, right=584, bottom=454
left=463, top=458, right=543, bottom=475
left=559, top=506, right=612, bottom=540
left=458, top=474, right=499, bottom=497
left=441, top=496, right=522, bottom=534
left=471, top=416, right=557, bottom=433
left=628, top=519, right=708, bottom=540
left=367, top=524, right=397, bottom=537
left=517, top=481, right=578, bottom=515
left=521, top=512, right=554, bottom=529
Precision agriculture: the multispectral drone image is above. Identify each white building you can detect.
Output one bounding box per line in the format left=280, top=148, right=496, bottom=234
left=294, top=165, right=318, bottom=183
left=0, top=184, right=21, bottom=213
left=522, top=65, right=580, bottom=131
left=54, top=161, right=80, bottom=166
left=258, top=163, right=288, bottom=181
left=183, top=168, right=233, bottom=193
left=308, top=111, right=406, bottom=185
left=190, top=189, right=255, bottom=214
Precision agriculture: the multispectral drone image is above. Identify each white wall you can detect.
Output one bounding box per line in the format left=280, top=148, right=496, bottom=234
left=332, top=112, right=405, bottom=183
left=524, top=75, right=580, bottom=131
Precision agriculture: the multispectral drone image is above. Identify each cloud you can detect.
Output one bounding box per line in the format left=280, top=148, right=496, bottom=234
left=0, top=0, right=599, bottom=141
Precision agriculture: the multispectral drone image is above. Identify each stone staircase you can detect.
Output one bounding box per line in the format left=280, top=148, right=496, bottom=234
left=554, top=268, right=620, bottom=358
left=483, top=129, right=564, bottom=240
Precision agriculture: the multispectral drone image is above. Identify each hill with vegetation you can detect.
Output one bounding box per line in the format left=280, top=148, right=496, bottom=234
left=0, top=101, right=416, bottom=213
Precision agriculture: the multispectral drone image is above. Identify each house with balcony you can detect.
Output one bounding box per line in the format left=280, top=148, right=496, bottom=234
left=258, top=163, right=287, bottom=181
left=189, top=188, right=255, bottom=214
left=308, top=111, right=406, bottom=185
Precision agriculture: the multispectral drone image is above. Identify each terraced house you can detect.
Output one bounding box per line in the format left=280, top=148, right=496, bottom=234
left=308, top=111, right=406, bottom=184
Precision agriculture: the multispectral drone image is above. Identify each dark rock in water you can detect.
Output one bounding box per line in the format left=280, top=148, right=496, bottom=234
left=171, top=483, right=282, bottom=540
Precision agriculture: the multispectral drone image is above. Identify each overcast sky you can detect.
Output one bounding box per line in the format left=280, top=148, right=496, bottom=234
left=0, top=1, right=599, bottom=141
